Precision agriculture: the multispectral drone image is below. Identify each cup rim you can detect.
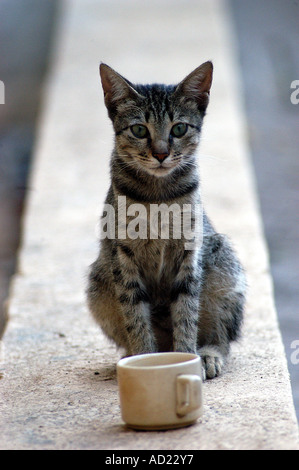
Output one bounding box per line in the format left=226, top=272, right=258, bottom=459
left=117, top=352, right=201, bottom=370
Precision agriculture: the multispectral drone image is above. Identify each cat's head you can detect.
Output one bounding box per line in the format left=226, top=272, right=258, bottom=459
left=99, top=62, right=213, bottom=177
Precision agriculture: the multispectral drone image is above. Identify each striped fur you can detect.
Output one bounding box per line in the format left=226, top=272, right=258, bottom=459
left=87, top=63, right=246, bottom=379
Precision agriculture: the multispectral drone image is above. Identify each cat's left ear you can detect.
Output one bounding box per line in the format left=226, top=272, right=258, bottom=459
left=175, top=61, right=213, bottom=111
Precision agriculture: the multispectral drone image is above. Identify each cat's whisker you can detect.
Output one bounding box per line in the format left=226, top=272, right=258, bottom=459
left=116, top=159, right=135, bottom=167
left=198, top=152, right=227, bottom=162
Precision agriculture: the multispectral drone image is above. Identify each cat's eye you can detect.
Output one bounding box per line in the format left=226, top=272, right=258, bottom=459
left=131, top=124, right=149, bottom=139
left=171, top=123, right=188, bottom=138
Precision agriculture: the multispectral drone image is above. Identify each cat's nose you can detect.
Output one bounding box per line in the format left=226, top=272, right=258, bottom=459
left=152, top=152, right=169, bottom=163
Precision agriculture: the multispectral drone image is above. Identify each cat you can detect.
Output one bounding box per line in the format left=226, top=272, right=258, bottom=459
left=87, top=62, right=246, bottom=379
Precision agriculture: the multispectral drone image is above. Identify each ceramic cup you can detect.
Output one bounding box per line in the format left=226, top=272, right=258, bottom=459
left=117, top=352, right=203, bottom=430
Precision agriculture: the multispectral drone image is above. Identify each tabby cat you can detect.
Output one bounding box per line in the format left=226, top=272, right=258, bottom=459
left=87, top=62, right=246, bottom=379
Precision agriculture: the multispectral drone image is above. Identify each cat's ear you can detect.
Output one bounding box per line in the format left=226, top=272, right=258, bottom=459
left=99, top=63, right=142, bottom=118
left=175, top=61, right=213, bottom=111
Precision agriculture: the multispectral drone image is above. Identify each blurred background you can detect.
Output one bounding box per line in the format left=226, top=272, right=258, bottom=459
left=0, top=0, right=298, bottom=421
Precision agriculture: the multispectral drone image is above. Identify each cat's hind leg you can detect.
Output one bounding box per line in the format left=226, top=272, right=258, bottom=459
left=197, top=234, right=246, bottom=379
left=87, top=258, right=131, bottom=355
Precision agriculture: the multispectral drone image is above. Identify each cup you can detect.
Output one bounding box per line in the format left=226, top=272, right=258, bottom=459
left=117, top=352, right=203, bottom=430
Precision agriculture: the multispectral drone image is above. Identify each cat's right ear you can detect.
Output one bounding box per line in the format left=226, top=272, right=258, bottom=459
left=174, top=61, right=213, bottom=112
left=99, top=64, right=142, bottom=119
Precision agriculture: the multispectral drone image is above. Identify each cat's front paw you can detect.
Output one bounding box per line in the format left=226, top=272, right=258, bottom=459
left=198, top=346, right=224, bottom=380
left=201, top=355, right=223, bottom=379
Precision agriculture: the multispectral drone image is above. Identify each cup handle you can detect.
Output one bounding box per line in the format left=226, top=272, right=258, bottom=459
left=176, top=374, right=202, bottom=417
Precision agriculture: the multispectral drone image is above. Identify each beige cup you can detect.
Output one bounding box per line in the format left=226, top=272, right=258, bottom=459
left=117, top=352, right=203, bottom=430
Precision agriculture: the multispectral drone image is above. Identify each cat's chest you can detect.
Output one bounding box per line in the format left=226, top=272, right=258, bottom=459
left=114, top=194, right=198, bottom=288
left=131, top=238, right=183, bottom=290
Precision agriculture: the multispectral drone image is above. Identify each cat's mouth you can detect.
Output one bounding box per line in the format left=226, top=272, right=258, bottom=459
left=134, top=154, right=179, bottom=177
left=146, top=163, right=176, bottom=177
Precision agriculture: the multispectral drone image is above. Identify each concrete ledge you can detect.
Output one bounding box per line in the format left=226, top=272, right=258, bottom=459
left=1, top=0, right=298, bottom=450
